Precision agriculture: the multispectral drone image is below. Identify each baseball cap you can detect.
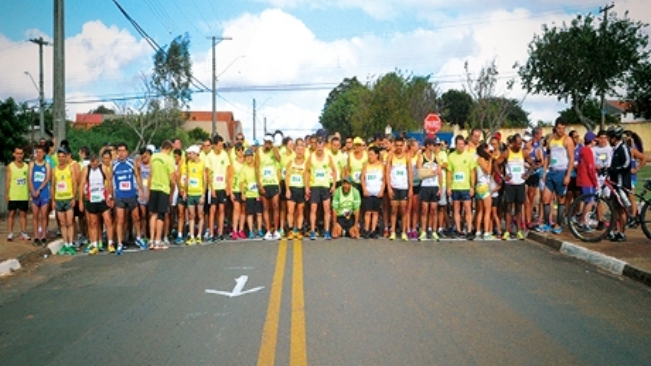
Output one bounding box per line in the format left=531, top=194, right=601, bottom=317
left=146, top=144, right=156, bottom=154
left=244, top=149, right=254, bottom=156
left=523, top=133, right=532, bottom=142
left=353, top=137, right=364, bottom=145
left=494, top=132, right=502, bottom=141
left=585, top=131, right=596, bottom=143
left=186, top=145, right=200, bottom=154
left=316, top=128, right=327, bottom=138
left=263, top=134, right=274, bottom=143
left=343, top=175, right=353, bottom=184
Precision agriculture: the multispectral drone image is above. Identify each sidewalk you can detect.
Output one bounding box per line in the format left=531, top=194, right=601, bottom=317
left=2, top=213, right=651, bottom=287
left=527, top=227, right=651, bottom=286
left=0, top=215, right=59, bottom=275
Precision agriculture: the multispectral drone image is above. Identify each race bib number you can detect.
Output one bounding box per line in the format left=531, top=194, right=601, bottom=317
left=291, top=175, right=302, bottom=184
left=551, top=158, right=558, bottom=165
left=214, top=175, right=225, bottom=184
left=367, top=173, right=377, bottom=181
left=189, top=178, right=199, bottom=188
left=33, top=172, right=46, bottom=183
left=353, top=172, right=361, bottom=181
left=453, top=172, right=465, bottom=182
left=262, top=168, right=273, bottom=177
left=599, top=154, right=607, bottom=161
left=57, top=181, right=68, bottom=192
left=396, top=170, right=405, bottom=176
left=90, top=187, right=103, bottom=203
left=119, top=181, right=132, bottom=191
left=16, top=178, right=27, bottom=186
left=315, top=170, right=326, bottom=179
left=512, top=166, right=522, bottom=174
left=248, top=183, right=258, bottom=192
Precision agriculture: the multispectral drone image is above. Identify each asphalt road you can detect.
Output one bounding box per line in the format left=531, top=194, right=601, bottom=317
left=1, top=238, right=651, bottom=365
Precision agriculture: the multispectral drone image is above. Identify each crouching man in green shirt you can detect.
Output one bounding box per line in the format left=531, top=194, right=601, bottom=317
left=332, top=176, right=361, bottom=239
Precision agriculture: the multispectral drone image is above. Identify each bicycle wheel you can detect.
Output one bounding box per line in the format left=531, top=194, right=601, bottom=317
left=639, top=201, right=651, bottom=240
left=567, top=193, right=615, bottom=242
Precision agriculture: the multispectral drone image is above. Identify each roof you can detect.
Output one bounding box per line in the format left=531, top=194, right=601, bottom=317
left=607, top=100, right=632, bottom=112
left=185, top=111, right=235, bottom=122
left=75, top=113, right=103, bottom=123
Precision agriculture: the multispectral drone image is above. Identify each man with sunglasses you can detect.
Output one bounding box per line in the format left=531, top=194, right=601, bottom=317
left=256, top=134, right=283, bottom=240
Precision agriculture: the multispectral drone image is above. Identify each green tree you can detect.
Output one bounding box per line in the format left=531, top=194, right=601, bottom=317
left=625, top=61, right=651, bottom=119
left=558, top=99, right=617, bottom=126
left=517, top=11, right=649, bottom=130
left=465, top=59, right=521, bottom=134
left=0, top=98, right=31, bottom=164
left=405, top=74, right=439, bottom=129
left=188, top=127, right=210, bottom=143
left=320, top=77, right=364, bottom=137
left=90, top=105, right=116, bottom=115
left=440, top=89, right=474, bottom=128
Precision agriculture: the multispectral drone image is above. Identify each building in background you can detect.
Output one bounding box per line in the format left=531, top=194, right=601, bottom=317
left=75, top=110, right=242, bottom=142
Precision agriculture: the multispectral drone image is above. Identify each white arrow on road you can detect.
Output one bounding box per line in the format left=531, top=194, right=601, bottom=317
left=205, top=275, right=264, bottom=298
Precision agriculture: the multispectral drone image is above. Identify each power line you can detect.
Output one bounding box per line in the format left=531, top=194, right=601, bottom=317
left=111, top=0, right=211, bottom=93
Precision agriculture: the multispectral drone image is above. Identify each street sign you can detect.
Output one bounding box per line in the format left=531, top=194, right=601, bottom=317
left=423, top=113, right=442, bottom=134
left=205, top=275, right=264, bottom=298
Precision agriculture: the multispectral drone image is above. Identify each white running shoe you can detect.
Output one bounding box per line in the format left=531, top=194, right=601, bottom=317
left=263, top=232, right=273, bottom=240
left=272, top=231, right=281, bottom=240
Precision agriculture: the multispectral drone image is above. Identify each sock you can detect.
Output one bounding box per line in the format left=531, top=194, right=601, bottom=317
left=543, top=204, right=551, bottom=225
left=177, top=233, right=182, bottom=238
left=557, top=204, right=566, bottom=227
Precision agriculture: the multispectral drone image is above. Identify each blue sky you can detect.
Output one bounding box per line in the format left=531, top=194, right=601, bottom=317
left=1, top=0, right=648, bottom=139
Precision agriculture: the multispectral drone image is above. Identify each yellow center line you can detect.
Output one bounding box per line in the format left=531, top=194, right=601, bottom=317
left=291, top=239, right=308, bottom=365
left=258, top=239, right=288, bottom=366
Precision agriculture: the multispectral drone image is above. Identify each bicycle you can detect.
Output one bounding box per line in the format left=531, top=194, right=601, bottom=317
left=567, top=175, right=651, bottom=242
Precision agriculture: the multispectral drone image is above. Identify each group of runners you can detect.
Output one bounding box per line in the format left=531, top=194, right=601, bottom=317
left=4, top=116, right=644, bottom=255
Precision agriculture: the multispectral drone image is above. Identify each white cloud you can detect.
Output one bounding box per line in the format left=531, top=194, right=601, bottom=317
left=0, top=20, right=151, bottom=110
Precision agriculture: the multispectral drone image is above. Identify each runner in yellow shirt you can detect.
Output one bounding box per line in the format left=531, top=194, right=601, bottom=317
left=52, top=146, right=80, bottom=254
left=148, top=141, right=176, bottom=250
left=241, top=149, right=263, bottom=238
left=184, top=145, right=209, bottom=244
left=230, top=143, right=246, bottom=239
left=207, top=135, right=232, bottom=242
left=279, top=137, right=296, bottom=238
left=446, top=135, right=477, bottom=239
left=285, top=139, right=307, bottom=239
left=6, top=146, right=30, bottom=242
left=256, top=134, right=282, bottom=240
left=305, top=137, right=337, bottom=240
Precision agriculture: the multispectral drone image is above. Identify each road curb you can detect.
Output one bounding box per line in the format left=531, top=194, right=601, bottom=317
left=528, top=232, right=651, bottom=287
left=0, top=259, right=21, bottom=276
left=47, top=239, right=64, bottom=255
left=0, top=239, right=61, bottom=277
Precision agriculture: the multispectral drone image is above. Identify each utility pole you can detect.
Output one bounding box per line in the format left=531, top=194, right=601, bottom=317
left=252, top=98, right=257, bottom=141
left=599, top=2, right=614, bottom=131
left=29, top=37, right=50, bottom=139
left=264, top=117, right=267, bottom=135
left=53, top=0, right=66, bottom=144
left=208, top=36, right=232, bottom=138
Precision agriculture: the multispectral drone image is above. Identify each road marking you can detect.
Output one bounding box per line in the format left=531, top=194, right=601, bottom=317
left=205, top=275, right=265, bottom=298
left=291, top=240, right=308, bottom=365
left=258, top=239, right=288, bottom=366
